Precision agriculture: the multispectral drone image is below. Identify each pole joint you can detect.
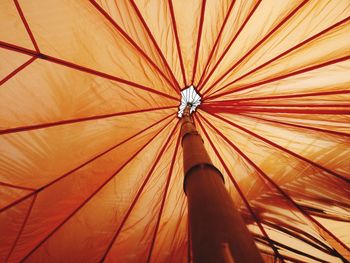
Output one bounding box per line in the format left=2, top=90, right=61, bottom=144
left=183, top=163, right=225, bottom=194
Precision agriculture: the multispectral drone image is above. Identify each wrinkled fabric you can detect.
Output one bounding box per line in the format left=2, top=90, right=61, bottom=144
left=0, top=0, right=349, bottom=262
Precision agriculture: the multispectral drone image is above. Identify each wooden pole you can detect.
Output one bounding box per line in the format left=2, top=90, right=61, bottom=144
left=181, top=106, right=263, bottom=263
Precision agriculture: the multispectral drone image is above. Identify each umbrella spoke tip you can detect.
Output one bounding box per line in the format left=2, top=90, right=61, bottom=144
left=178, top=85, right=201, bottom=118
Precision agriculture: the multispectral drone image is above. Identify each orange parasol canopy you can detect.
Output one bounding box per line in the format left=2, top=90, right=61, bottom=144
left=1, top=0, right=349, bottom=262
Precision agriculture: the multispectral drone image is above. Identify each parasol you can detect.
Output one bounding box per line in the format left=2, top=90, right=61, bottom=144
left=0, top=0, right=349, bottom=262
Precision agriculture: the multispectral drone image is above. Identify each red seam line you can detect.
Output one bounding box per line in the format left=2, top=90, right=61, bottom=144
left=202, top=105, right=350, bottom=115
left=214, top=105, right=350, bottom=186
left=44, top=53, right=179, bottom=101
left=165, top=200, right=187, bottom=262
left=203, top=110, right=350, bottom=256
left=5, top=194, right=37, bottom=263
left=148, top=196, right=186, bottom=263
left=0, top=105, right=176, bottom=135
left=168, top=0, right=187, bottom=86
left=198, top=112, right=336, bottom=262
left=100, top=121, right=179, bottom=262
left=206, top=55, right=350, bottom=100
left=238, top=113, right=350, bottom=138
left=0, top=41, right=178, bottom=102
left=13, top=0, right=40, bottom=53
left=0, top=40, right=37, bottom=56
left=196, top=0, right=236, bottom=88
left=206, top=110, right=350, bottom=194
left=21, top=118, right=176, bottom=262
left=0, top=57, right=36, bottom=86
left=202, top=0, right=309, bottom=97
left=216, top=15, right=350, bottom=91
left=204, top=102, right=350, bottom=108
left=206, top=90, right=350, bottom=103
left=200, top=114, right=345, bottom=259
left=197, top=0, right=262, bottom=92
left=206, top=106, right=350, bottom=181
left=88, top=0, right=179, bottom=94
left=147, top=126, right=181, bottom=263
left=0, top=114, right=173, bottom=214
left=195, top=114, right=283, bottom=260
left=191, top=0, right=207, bottom=85
left=129, top=0, right=181, bottom=91
left=0, top=181, right=35, bottom=191
left=177, top=202, right=189, bottom=261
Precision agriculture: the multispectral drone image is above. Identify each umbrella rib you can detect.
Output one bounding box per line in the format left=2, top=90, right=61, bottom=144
left=0, top=41, right=178, bottom=101
left=0, top=40, right=36, bottom=56
left=214, top=15, right=350, bottom=92
left=197, top=0, right=262, bottom=92
left=202, top=110, right=350, bottom=259
left=202, top=0, right=309, bottom=98
left=202, top=105, right=350, bottom=115
left=88, top=0, right=179, bottom=95
left=44, top=54, right=178, bottom=101
left=167, top=199, right=187, bottom=262
left=191, top=0, right=207, bottom=85
left=0, top=56, right=37, bottom=86
left=199, top=113, right=343, bottom=260
left=4, top=2, right=348, bottom=262
left=195, top=113, right=283, bottom=261
left=20, top=118, right=176, bottom=262
left=147, top=127, right=181, bottom=263
left=149, top=197, right=186, bottom=263
left=207, top=90, right=350, bottom=103
left=196, top=0, right=236, bottom=88
left=205, top=111, right=350, bottom=184
left=13, top=0, right=40, bottom=53
left=238, top=113, right=350, bottom=138
left=0, top=181, right=35, bottom=192
left=100, top=120, right=180, bottom=262
left=203, top=101, right=350, bottom=108
left=206, top=55, right=350, bottom=100
left=215, top=103, right=350, bottom=108
left=129, top=0, right=181, bottom=92
left=0, top=114, right=174, bottom=214
left=0, top=105, right=176, bottom=135
left=5, top=194, right=37, bottom=263
left=168, top=0, right=187, bottom=86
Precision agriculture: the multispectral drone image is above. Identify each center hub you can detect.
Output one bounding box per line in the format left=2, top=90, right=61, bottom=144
left=178, top=85, right=201, bottom=118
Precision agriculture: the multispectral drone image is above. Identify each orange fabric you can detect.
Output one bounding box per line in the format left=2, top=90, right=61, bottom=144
left=0, top=0, right=349, bottom=262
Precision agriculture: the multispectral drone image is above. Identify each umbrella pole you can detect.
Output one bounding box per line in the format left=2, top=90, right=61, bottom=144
left=181, top=105, right=263, bottom=263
